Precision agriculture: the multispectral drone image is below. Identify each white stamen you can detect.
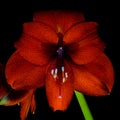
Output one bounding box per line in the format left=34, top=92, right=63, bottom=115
left=51, top=69, right=54, bottom=75
left=51, top=67, right=68, bottom=83
left=53, top=74, right=57, bottom=79
left=62, top=77, right=66, bottom=83
left=55, top=68, right=58, bottom=74
left=61, top=66, right=64, bottom=72
left=65, top=72, right=68, bottom=78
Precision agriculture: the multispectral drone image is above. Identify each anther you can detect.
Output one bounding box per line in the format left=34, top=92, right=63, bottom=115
left=51, top=68, right=58, bottom=79
left=65, top=72, right=68, bottom=78
left=61, top=66, right=68, bottom=83
left=55, top=68, right=58, bottom=74
left=61, top=66, right=64, bottom=71
left=51, top=66, right=68, bottom=83
left=62, top=77, right=66, bottom=83
left=51, top=69, right=54, bottom=75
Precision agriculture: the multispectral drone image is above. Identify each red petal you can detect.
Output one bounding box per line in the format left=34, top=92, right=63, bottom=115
left=85, top=53, right=114, bottom=92
left=45, top=60, right=74, bottom=111
left=20, top=90, right=35, bottom=120
left=22, top=22, right=58, bottom=44
left=72, top=53, right=114, bottom=96
left=69, top=46, right=104, bottom=65
left=15, top=34, right=56, bottom=65
left=1, top=89, right=36, bottom=120
left=30, top=94, right=36, bottom=114
left=64, top=22, right=105, bottom=64
left=5, top=51, right=45, bottom=90
left=64, top=22, right=99, bottom=44
left=33, top=10, right=85, bottom=33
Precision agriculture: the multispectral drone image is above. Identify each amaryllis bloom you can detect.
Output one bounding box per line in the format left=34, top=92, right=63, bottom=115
left=0, top=10, right=114, bottom=120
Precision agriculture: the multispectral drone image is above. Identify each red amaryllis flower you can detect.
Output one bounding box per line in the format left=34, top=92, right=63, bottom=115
left=0, top=10, right=114, bottom=120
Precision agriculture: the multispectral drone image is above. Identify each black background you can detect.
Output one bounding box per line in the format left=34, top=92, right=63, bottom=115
left=0, top=0, right=119, bottom=120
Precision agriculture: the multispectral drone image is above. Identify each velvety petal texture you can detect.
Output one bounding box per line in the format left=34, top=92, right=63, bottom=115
left=15, top=34, right=56, bottom=65
left=73, top=54, right=114, bottom=96
left=5, top=51, right=45, bottom=90
left=20, top=90, right=36, bottom=120
left=45, top=60, right=74, bottom=111
left=22, top=22, right=58, bottom=44
left=64, top=22, right=105, bottom=64
left=33, top=10, right=85, bottom=33
left=64, top=22, right=99, bottom=43
left=0, top=10, right=114, bottom=120
left=0, top=63, right=36, bottom=119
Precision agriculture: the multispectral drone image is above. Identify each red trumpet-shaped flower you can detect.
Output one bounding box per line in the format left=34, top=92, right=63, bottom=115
left=0, top=10, right=114, bottom=120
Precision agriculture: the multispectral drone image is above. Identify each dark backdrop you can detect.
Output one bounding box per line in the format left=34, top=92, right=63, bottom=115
left=0, top=0, right=119, bottom=120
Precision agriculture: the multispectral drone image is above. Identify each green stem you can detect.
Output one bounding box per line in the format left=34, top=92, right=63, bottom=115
left=74, top=91, right=94, bottom=120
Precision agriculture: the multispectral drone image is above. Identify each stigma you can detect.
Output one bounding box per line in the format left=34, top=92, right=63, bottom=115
left=57, top=47, right=63, bottom=57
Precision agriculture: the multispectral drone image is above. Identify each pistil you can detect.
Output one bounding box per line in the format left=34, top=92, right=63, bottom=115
left=50, top=32, right=68, bottom=98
